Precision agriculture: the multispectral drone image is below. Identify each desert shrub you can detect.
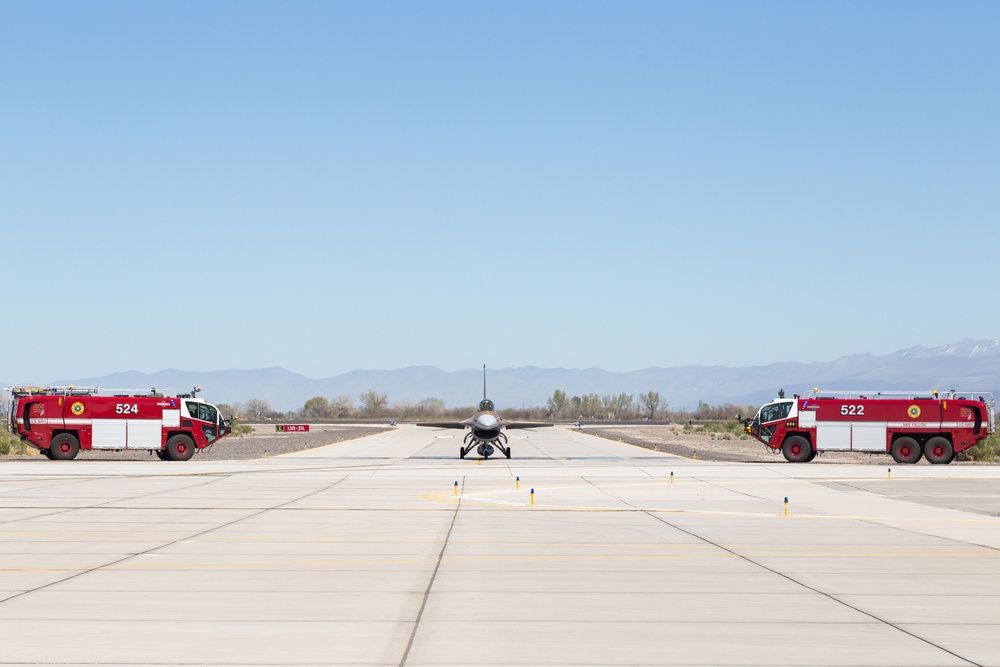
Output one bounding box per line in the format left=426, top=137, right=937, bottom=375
left=0, top=431, right=39, bottom=456
left=0, top=430, right=17, bottom=455
left=695, top=420, right=746, bottom=436
left=229, top=423, right=254, bottom=437
left=958, top=432, right=1000, bottom=462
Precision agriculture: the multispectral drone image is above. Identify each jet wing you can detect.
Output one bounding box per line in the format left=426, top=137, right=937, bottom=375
left=500, top=422, right=554, bottom=429
left=415, top=419, right=474, bottom=429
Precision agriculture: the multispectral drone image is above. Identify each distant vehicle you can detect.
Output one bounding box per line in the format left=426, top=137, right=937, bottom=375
left=7, top=385, right=232, bottom=461
left=416, top=366, right=552, bottom=459
left=745, top=389, right=995, bottom=463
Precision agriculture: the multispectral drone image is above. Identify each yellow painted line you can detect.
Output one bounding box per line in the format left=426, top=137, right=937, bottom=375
left=4, top=547, right=998, bottom=574
left=0, top=504, right=463, bottom=512
left=0, top=530, right=187, bottom=539
left=0, top=531, right=989, bottom=555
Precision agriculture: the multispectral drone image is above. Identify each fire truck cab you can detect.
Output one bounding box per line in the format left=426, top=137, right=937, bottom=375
left=747, top=389, right=995, bottom=464
left=6, top=386, right=232, bottom=461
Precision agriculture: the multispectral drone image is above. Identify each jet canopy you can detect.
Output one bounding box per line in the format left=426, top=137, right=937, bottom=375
left=478, top=399, right=495, bottom=412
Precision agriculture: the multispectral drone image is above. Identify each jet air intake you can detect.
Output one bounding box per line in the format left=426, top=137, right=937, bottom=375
left=472, top=414, right=501, bottom=441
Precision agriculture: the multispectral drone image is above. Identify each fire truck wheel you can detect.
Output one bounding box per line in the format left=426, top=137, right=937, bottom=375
left=891, top=437, right=922, bottom=464
left=166, top=435, right=196, bottom=461
left=155, top=450, right=169, bottom=461
left=782, top=436, right=813, bottom=463
left=924, top=437, right=954, bottom=465
left=43, top=448, right=55, bottom=460
left=49, top=434, right=80, bottom=461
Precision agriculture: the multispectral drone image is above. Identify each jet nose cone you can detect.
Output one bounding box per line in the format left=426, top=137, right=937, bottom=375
left=476, top=414, right=498, bottom=429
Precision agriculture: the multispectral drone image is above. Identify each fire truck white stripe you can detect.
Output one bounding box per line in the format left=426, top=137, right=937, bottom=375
left=16, top=417, right=93, bottom=426
left=816, top=421, right=975, bottom=430
left=886, top=422, right=973, bottom=429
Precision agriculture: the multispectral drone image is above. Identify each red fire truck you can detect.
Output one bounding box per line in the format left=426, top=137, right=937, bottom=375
left=6, top=386, right=232, bottom=461
left=746, top=389, right=995, bottom=464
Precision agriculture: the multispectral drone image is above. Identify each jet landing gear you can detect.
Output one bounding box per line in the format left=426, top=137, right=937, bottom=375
left=460, top=432, right=511, bottom=460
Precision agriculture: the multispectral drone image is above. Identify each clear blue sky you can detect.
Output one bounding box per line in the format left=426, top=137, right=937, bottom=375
left=2, top=1, right=997, bottom=382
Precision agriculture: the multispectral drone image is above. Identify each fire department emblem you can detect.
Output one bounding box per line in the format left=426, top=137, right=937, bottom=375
left=71, top=402, right=85, bottom=416
left=907, top=405, right=921, bottom=419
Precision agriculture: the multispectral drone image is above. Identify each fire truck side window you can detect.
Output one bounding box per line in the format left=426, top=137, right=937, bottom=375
left=201, top=404, right=218, bottom=424
left=185, top=402, right=219, bottom=423
left=760, top=401, right=793, bottom=423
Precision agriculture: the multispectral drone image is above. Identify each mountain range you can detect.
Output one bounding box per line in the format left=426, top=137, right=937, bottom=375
left=9, top=338, right=999, bottom=412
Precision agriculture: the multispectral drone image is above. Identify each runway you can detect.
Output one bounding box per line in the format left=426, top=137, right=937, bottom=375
left=2, top=425, right=1000, bottom=666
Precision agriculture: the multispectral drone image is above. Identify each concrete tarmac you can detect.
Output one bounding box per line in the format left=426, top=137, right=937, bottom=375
left=1, top=425, right=999, bottom=666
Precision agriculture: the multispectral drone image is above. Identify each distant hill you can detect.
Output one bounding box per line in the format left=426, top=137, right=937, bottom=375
left=10, top=337, right=999, bottom=412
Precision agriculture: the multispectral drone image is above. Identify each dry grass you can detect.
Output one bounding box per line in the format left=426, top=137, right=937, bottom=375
left=0, top=431, right=42, bottom=457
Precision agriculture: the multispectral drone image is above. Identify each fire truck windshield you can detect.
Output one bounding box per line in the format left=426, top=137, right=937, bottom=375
left=186, top=401, right=219, bottom=424
left=759, top=400, right=793, bottom=424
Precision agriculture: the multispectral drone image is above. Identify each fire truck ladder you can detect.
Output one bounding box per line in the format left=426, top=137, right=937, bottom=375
left=4, top=386, right=190, bottom=399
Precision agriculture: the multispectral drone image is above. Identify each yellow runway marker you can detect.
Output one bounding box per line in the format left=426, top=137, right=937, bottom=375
left=420, top=483, right=1000, bottom=524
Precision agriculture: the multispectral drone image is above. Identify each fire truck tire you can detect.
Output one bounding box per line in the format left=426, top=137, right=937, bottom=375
left=891, top=437, right=922, bottom=464
left=43, top=448, right=55, bottom=460
left=782, top=436, right=812, bottom=463
left=166, top=435, right=196, bottom=461
left=49, top=434, right=80, bottom=460
left=924, top=437, right=954, bottom=465
left=155, top=450, right=169, bottom=461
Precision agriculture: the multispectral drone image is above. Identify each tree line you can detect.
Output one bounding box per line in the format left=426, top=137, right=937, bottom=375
left=543, top=390, right=756, bottom=422
left=218, top=390, right=757, bottom=423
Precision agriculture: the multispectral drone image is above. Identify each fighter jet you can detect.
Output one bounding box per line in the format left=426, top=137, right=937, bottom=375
left=416, top=366, right=552, bottom=459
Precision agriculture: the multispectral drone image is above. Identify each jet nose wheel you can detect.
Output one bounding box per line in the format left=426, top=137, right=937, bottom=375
left=477, top=443, right=495, bottom=458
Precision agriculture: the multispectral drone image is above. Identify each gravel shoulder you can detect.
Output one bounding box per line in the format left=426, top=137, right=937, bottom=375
left=584, top=425, right=783, bottom=463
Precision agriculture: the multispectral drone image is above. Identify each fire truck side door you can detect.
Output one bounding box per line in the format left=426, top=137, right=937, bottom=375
left=851, top=424, right=887, bottom=451
left=817, top=424, right=849, bottom=450
left=185, top=401, right=220, bottom=443
left=757, top=401, right=793, bottom=444
left=126, top=420, right=162, bottom=449
left=92, top=420, right=127, bottom=449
